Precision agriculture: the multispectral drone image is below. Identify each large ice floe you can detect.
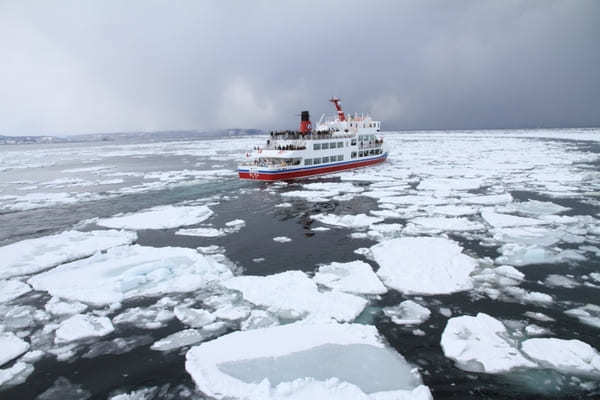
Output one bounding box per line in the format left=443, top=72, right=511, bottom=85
left=0, top=280, right=32, bottom=303
left=371, top=237, right=478, bottom=294
left=54, top=314, right=115, bottom=343
left=28, top=245, right=233, bottom=305
left=0, top=332, right=30, bottom=366
left=313, top=261, right=387, bottom=295
left=311, top=213, right=384, bottom=229
left=442, top=313, right=600, bottom=378
left=222, top=271, right=367, bottom=322
left=186, top=322, right=432, bottom=400
left=0, top=230, right=137, bottom=279
left=96, top=205, right=213, bottom=230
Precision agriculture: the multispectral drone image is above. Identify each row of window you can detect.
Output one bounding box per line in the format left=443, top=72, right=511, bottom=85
left=351, top=148, right=384, bottom=158
left=304, top=154, right=344, bottom=165
left=313, top=142, right=344, bottom=150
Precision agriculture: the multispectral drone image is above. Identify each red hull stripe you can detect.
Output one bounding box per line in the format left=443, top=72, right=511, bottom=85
left=238, top=153, right=387, bottom=181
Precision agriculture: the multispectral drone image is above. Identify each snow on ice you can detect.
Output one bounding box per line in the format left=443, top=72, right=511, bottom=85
left=29, top=245, right=233, bottom=305
left=522, top=338, right=600, bottom=376
left=0, top=280, right=31, bottom=303
left=0, top=230, right=137, bottom=279
left=222, top=271, right=367, bottom=322
left=312, top=213, right=384, bottom=229
left=97, top=205, right=213, bottom=230
left=185, top=322, right=432, bottom=400
left=371, top=237, right=477, bottom=295
left=383, top=300, right=431, bottom=325
left=313, top=261, right=387, bottom=295
left=54, top=314, right=115, bottom=343
left=0, top=332, right=30, bottom=366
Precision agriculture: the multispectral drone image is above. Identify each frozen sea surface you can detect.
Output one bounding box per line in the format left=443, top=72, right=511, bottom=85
left=1, top=129, right=600, bottom=399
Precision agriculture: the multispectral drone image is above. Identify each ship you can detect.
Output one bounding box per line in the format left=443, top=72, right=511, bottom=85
left=238, top=98, right=387, bottom=181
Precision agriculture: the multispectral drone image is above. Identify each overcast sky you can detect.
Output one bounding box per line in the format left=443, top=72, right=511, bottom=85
left=1, top=0, right=599, bottom=136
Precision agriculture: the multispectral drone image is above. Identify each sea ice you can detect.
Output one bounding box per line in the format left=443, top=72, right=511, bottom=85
left=407, top=217, right=484, bottom=233
left=0, top=332, right=30, bottom=366
left=497, top=200, right=570, bottom=216
left=521, top=338, right=600, bottom=376
left=313, top=261, right=387, bottom=295
left=565, top=304, right=600, bottom=329
left=462, top=193, right=513, bottom=205
left=186, top=322, right=432, bottom=400
left=441, top=313, right=536, bottom=373
left=174, top=306, right=216, bottom=328
left=273, top=236, right=292, bottom=243
left=383, top=300, right=431, bottom=325
left=544, top=274, right=579, bottom=288
left=54, top=314, right=115, bottom=343
left=0, top=362, right=34, bottom=388
left=481, top=210, right=545, bottom=228
left=176, top=227, right=225, bottom=237
left=496, top=244, right=585, bottom=266
left=241, top=310, right=279, bottom=331
left=44, top=297, right=88, bottom=316
left=0, top=280, right=31, bottom=303
left=29, top=245, right=233, bottom=305
left=371, top=237, right=478, bottom=295
left=222, top=271, right=367, bottom=322
left=151, top=329, right=221, bottom=352
left=0, top=230, right=137, bottom=279
left=97, top=205, right=213, bottom=230
left=312, top=213, right=384, bottom=229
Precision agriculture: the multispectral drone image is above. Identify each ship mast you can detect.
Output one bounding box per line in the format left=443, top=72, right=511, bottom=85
left=329, top=97, right=346, bottom=121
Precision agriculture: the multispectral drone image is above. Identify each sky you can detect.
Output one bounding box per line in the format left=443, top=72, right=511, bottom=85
left=1, top=0, right=599, bottom=136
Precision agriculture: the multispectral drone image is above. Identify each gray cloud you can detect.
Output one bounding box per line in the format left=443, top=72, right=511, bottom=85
left=1, top=0, right=599, bottom=135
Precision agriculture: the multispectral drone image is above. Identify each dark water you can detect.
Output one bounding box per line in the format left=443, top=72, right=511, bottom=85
left=1, top=132, right=599, bottom=399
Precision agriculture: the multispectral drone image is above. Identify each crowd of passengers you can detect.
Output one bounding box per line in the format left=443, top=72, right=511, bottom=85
left=251, top=158, right=301, bottom=167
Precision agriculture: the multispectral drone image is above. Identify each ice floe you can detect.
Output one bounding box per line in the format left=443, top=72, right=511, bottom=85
left=54, top=314, right=115, bottom=343
left=312, top=213, right=384, bottom=229
left=481, top=210, right=546, bottom=228
left=544, top=274, right=579, bottom=288
left=441, top=313, right=536, bottom=373
left=0, top=362, right=34, bottom=388
left=521, top=338, right=600, bottom=376
left=222, top=271, right=367, bottom=322
left=372, top=237, right=477, bottom=295
left=406, top=217, right=484, bottom=233
left=0, top=280, right=31, bottom=303
left=151, top=327, right=226, bottom=352
left=29, top=245, right=233, bottom=305
left=186, top=322, right=432, bottom=400
left=97, top=205, right=213, bottom=230
left=383, top=300, right=431, bottom=325
left=313, top=261, right=387, bottom=295
left=565, top=304, right=600, bottom=329
left=0, top=332, right=30, bottom=366
left=273, top=236, right=292, bottom=243
left=174, top=306, right=216, bottom=328
left=0, top=230, right=137, bottom=279
left=44, top=297, right=88, bottom=316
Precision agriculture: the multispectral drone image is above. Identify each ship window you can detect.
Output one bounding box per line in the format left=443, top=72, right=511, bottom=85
left=351, top=139, right=356, bottom=146
left=351, top=152, right=357, bottom=158
left=322, top=143, right=329, bottom=150
left=337, top=155, right=343, bottom=161
left=313, top=158, right=321, bottom=164
left=322, top=156, right=329, bottom=163
left=337, top=142, right=343, bottom=148
left=313, top=143, right=321, bottom=150
left=304, top=159, right=312, bottom=166
left=359, top=151, right=364, bottom=157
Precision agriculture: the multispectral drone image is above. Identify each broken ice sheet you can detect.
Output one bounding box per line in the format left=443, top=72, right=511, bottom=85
left=97, top=205, right=213, bottom=230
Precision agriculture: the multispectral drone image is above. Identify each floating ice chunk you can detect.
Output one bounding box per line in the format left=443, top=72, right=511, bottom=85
left=463, top=193, right=513, bottom=205
left=378, top=195, right=447, bottom=206
left=151, top=329, right=217, bottom=352
left=174, top=306, right=216, bottom=328
left=492, top=226, right=563, bottom=247
left=503, top=287, right=553, bottom=305
left=372, top=237, right=477, bottom=295
left=439, top=307, right=452, bottom=318
left=525, top=324, right=551, bottom=336
left=565, top=304, right=600, bottom=329
left=524, top=311, right=555, bottom=322
left=83, top=335, right=153, bottom=359
left=223, top=271, right=367, bottom=322
left=312, top=213, right=384, bottom=229
left=108, top=386, right=157, bottom=400
left=302, top=182, right=363, bottom=193
left=29, top=245, right=232, bottom=305
left=383, top=300, right=431, bottom=325
left=0, top=280, right=31, bottom=302
left=225, top=219, right=246, bottom=229
left=275, top=202, right=292, bottom=208
left=441, top=313, right=536, bottom=373
left=36, top=377, right=91, bottom=399
left=314, top=261, right=387, bottom=295
left=496, top=244, right=586, bottom=266
left=97, top=205, right=213, bottom=230
left=494, top=265, right=525, bottom=281
left=497, top=200, right=570, bottom=216
left=273, top=236, right=292, bottom=243
left=0, top=230, right=137, bottom=279
left=45, top=297, right=88, bottom=316
left=0, top=362, right=34, bottom=388
left=186, top=322, right=431, bottom=400
left=241, top=310, right=279, bottom=331
left=481, top=210, right=546, bottom=228
left=214, top=305, right=251, bottom=321
left=408, top=217, right=485, bottom=232
left=544, top=274, right=579, bottom=288
left=418, top=178, right=483, bottom=192
left=55, top=314, right=115, bottom=343
left=176, top=227, right=225, bottom=237
left=427, top=205, right=479, bottom=216
left=521, top=338, right=600, bottom=376
left=311, top=226, right=331, bottom=232
left=113, top=304, right=174, bottom=330
left=0, top=332, right=30, bottom=366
